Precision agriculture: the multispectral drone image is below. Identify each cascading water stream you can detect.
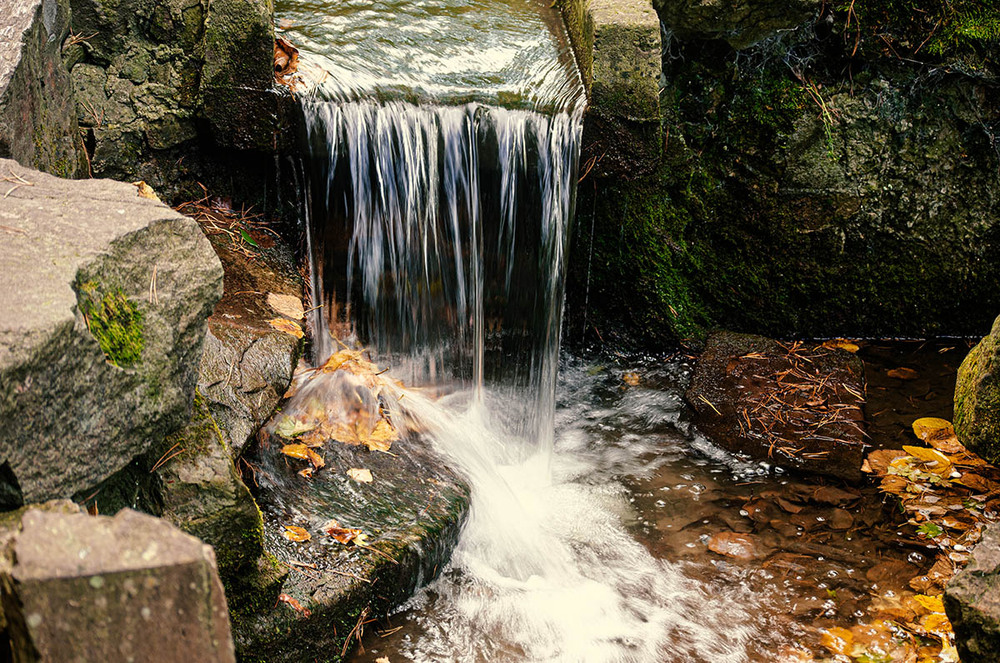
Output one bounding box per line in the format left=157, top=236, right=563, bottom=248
left=274, top=1, right=761, bottom=659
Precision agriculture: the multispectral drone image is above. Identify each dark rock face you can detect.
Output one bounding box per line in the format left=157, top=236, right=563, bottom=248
left=955, top=315, right=1000, bottom=465
left=0, top=508, right=235, bottom=662
left=945, top=521, right=1000, bottom=662
left=0, top=158, right=223, bottom=505
left=0, top=0, right=87, bottom=177
left=565, top=0, right=1000, bottom=350
left=686, top=331, right=868, bottom=480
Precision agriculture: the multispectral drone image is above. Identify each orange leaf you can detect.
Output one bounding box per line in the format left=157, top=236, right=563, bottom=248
left=887, top=367, right=919, bottom=380
left=278, top=593, right=312, bottom=618
left=268, top=318, right=304, bottom=339
left=321, top=519, right=363, bottom=545
left=281, top=444, right=312, bottom=461
left=283, top=525, right=311, bottom=542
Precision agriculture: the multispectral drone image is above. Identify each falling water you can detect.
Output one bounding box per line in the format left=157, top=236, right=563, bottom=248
left=279, top=0, right=761, bottom=659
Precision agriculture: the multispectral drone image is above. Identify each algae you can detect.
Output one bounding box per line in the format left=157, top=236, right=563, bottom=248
left=78, top=284, right=145, bottom=367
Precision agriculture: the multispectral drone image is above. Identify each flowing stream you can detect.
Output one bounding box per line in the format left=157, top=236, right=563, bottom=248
left=273, top=2, right=952, bottom=661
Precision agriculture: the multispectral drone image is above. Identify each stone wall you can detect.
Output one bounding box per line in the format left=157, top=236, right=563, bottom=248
left=564, top=0, right=1000, bottom=349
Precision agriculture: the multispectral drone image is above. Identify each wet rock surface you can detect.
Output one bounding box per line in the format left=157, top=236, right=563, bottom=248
left=686, top=331, right=867, bottom=480
left=946, top=521, right=1000, bottom=662
left=0, top=508, right=235, bottom=662
left=0, top=0, right=86, bottom=177
left=235, top=427, right=470, bottom=662
left=955, top=314, right=1000, bottom=465
left=0, top=158, right=223, bottom=505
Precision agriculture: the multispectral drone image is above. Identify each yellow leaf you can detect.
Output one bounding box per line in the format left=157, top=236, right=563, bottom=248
left=267, top=293, right=304, bottom=320
left=820, top=626, right=854, bottom=656
left=923, top=612, right=952, bottom=634
left=622, top=372, right=640, bottom=386
left=347, top=468, right=373, bottom=483
left=362, top=419, right=398, bottom=452
left=132, top=180, right=161, bottom=202
left=321, top=519, right=363, bottom=544
left=822, top=339, right=860, bottom=353
left=913, top=594, right=945, bottom=614
left=283, top=525, right=311, bottom=542
left=913, top=417, right=953, bottom=440
left=903, top=446, right=953, bottom=475
left=269, top=317, right=304, bottom=339
left=281, top=444, right=311, bottom=460
left=306, top=448, right=325, bottom=469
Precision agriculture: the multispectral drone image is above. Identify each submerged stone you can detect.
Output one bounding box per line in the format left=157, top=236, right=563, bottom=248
left=0, top=508, right=235, bottom=662
left=686, top=331, right=868, bottom=481
left=0, top=158, right=223, bottom=505
left=954, top=314, right=1000, bottom=465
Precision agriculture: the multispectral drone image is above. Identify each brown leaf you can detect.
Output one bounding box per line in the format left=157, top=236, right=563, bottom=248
left=829, top=508, right=854, bottom=531
left=306, top=448, right=325, bottom=469
left=321, top=519, right=363, bottom=545
left=811, top=485, right=862, bottom=506
left=867, top=449, right=910, bottom=476
left=269, top=317, right=304, bottom=339
left=298, top=467, right=314, bottom=479
left=707, top=532, right=760, bottom=560
left=887, top=367, right=919, bottom=380
left=283, top=525, right=311, bottom=543
left=822, top=339, right=860, bottom=353
left=278, top=593, right=312, bottom=618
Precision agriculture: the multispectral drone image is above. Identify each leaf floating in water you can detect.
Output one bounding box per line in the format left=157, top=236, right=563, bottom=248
left=622, top=372, right=640, bottom=386
left=887, top=367, right=919, bottom=380
left=269, top=317, right=304, bottom=339
left=283, top=525, right=311, bottom=543
left=347, top=468, right=373, bottom=483
left=275, top=417, right=317, bottom=439
left=821, top=338, right=860, bottom=353
left=267, top=292, right=304, bottom=320
left=820, top=626, right=853, bottom=656
left=321, top=519, right=363, bottom=545
left=278, top=593, right=311, bottom=618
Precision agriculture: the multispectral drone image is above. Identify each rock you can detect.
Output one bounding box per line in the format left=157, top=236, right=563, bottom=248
left=945, top=521, right=1000, bottom=662
left=0, top=0, right=87, bottom=177
left=686, top=331, right=868, bottom=481
left=0, top=508, right=235, bottom=662
left=193, top=216, right=303, bottom=458
left=653, top=0, right=821, bottom=49
left=233, top=419, right=470, bottom=660
left=0, top=158, right=223, bottom=505
left=955, top=315, right=1000, bottom=465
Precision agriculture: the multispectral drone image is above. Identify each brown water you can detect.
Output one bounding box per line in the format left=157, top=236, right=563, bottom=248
left=349, top=341, right=970, bottom=662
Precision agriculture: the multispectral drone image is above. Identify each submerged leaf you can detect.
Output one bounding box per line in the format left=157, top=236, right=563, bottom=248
left=822, top=339, right=860, bottom=353
left=887, top=367, right=919, bottom=380
left=275, top=416, right=317, bottom=439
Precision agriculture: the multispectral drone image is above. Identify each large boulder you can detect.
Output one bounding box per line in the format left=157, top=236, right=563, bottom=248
left=0, top=0, right=87, bottom=177
left=1, top=507, right=235, bottom=661
left=945, top=521, right=1000, bottom=662
left=955, top=315, right=1000, bottom=464
left=686, top=331, right=868, bottom=480
left=0, top=158, right=223, bottom=505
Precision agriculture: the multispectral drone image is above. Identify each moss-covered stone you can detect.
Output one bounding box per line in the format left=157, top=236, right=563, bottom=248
left=955, top=315, right=1000, bottom=465
left=78, top=286, right=145, bottom=367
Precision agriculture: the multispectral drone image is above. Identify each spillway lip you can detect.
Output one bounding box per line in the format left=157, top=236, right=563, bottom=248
left=275, top=0, right=586, bottom=114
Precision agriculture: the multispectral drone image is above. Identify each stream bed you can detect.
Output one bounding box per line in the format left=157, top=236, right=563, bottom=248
left=348, top=341, right=969, bottom=662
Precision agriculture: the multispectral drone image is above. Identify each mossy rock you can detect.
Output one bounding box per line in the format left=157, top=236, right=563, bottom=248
left=955, top=315, right=1000, bottom=464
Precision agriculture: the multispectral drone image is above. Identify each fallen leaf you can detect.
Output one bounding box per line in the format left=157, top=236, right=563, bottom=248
left=622, top=372, right=640, bottom=386
left=269, top=317, right=304, bottom=339
left=887, top=367, right=919, bottom=380
left=903, top=446, right=952, bottom=475
left=274, top=416, right=317, bottom=439
left=321, top=519, right=363, bottom=545
left=913, top=417, right=953, bottom=440
left=820, top=626, right=854, bottom=656
left=347, top=468, right=373, bottom=483
left=375, top=658, right=390, bottom=663
left=306, top=448, right=325, bottom=469
left=239, top=228, right=259, bottom=248
left=913, top=594, right=945, bottom=614
left=283, top=525, right=311, bottom=542
left=822, top=339, right=860, bottom=353
left=298, top=467, right=314, bottom=479
left=278, top=593, right=312, bottom=618
left=867, top=449, right=910, bottom=475
left=268, top=293, right=304, bottom=319
left=281, top=443, right=312, bottom=460
left=132, top=180, right=161, bottom=202
left=707, top=532, right=760, bottom=560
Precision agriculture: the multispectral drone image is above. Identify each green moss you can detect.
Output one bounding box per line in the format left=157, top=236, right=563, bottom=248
left=78, top=285, right=145, bottom=367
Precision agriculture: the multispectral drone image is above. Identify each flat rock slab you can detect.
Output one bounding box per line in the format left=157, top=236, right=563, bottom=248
left=0, top=158, right=223, bottom=504
left=946, top=520, right=1000, bottom=662
left=235, top=405, right=469, bottom=661
left=686, top=331, right=868, bottom=481
left=1, top=508, right=235, bottom=662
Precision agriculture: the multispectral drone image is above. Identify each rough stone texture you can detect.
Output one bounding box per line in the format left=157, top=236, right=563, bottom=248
left=0, top=0, right=87, bottom=178
left=687, top=331, right=868, bottom=480
left=558, top=0, right=662, bottom=179
left=0, top=158, right=223, bottom=505
left=195, top=218, right=302, bottom=458
left=945, top=521, right=1000, bottom=662
left=565, top=1, right=1000, bottom=350
left=66, top=0, right=283, bottom=185
left=1, top=508, right=235, bottom=662
left=234, top=419, right=470, bottom=661
left=654, top=0, right=821, bottom=49
left=955, top=314, right=1000, bottom=465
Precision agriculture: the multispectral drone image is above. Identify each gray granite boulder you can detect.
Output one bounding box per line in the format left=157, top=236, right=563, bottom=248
left=955, top=314, right=1000, bottom=465
left=1, top=508, right=235, bottom=662
left=0, top=0, right=87, bottom=177
left=945, top=521, right=1000, bottom=662
left=0, top=158, right=223, bottom=505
